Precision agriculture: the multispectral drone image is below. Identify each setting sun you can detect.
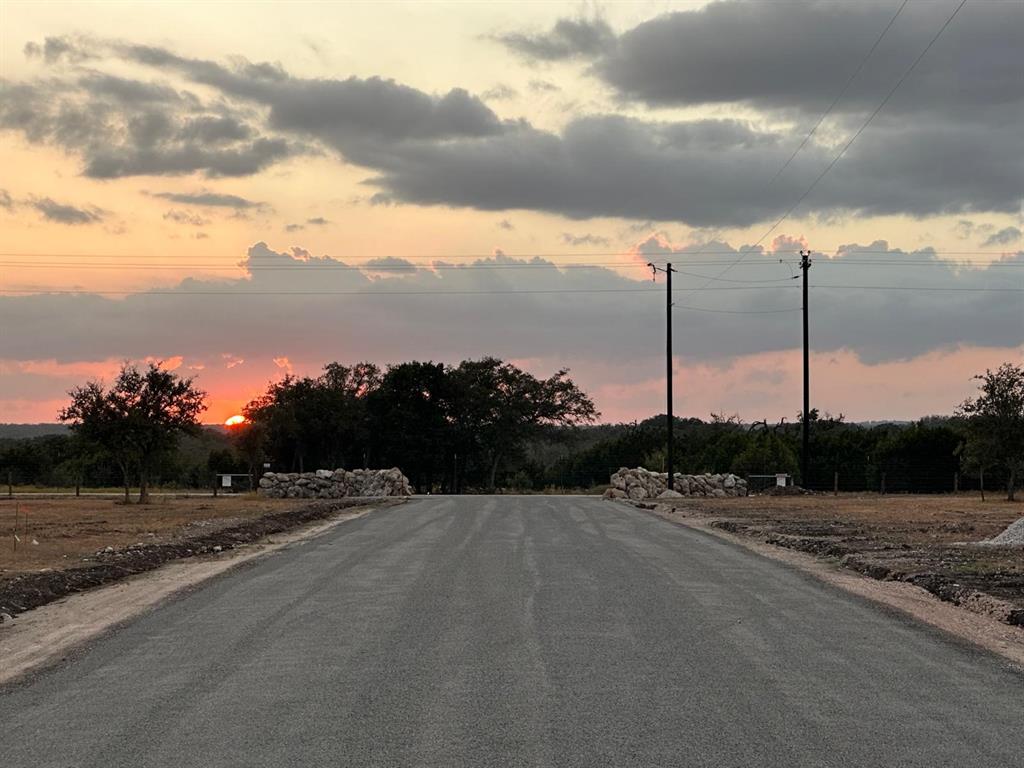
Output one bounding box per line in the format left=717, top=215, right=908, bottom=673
left=224, top=415, right=246, bottom=427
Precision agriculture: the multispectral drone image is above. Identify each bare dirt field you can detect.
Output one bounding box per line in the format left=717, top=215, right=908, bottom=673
left=0, top=495, right=392, bottom=618
left=658, top=493, right=1024, bottom=625
left=0, top=495, right=302, bottom=580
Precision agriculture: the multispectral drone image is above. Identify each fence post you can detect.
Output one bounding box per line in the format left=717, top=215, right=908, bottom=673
left=881, top=472, right=886, bottom=495
left=833, top=471, right=838, bottom=496
left=7, top=470, right=11, bottom=498
left=954, top=472, right=959, bottom=494
left=213, top=475, right=219, bottom=498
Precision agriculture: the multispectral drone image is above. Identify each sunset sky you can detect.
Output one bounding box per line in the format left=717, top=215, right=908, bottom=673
left=1, top=0, right=1021, bottom=424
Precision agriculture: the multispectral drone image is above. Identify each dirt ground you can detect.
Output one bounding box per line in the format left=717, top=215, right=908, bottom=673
left=0, top=495, right=302, bottom=580
left=661, top=492, right=1024, bottom=625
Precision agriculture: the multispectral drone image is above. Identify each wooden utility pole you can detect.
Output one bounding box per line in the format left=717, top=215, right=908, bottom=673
left=648, top=262, right=678, bottom=490
left=799, top=250, right=812, bottom=488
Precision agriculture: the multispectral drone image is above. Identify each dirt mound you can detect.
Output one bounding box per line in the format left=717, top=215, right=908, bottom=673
left=0, top=498, right=393, bottom=619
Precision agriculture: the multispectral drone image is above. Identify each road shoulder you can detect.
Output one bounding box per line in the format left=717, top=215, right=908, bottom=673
left=0, top=504, right=385, bottom=686
left=639, top=503, right=1024, bottom=668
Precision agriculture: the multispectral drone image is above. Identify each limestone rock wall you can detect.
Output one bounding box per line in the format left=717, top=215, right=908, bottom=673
left=259, top=468, right=412, bottom=499
left=605, top=466, right=747, bottom=501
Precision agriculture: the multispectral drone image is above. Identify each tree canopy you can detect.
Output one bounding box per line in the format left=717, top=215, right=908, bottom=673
left=58, top=362, right=207, bottom=503
left=957, top=363, right=1024, bottom=500
left=244, top=357, right=597, bottom=491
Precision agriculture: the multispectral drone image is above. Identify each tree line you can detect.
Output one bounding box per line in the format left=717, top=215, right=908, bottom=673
left=2, top=360, right=1021, bottom=501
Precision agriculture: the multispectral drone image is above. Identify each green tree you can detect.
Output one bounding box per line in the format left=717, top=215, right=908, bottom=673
left=59, top=363, right=207, bottom=503
left=957, top=363, right=1024, bottom=501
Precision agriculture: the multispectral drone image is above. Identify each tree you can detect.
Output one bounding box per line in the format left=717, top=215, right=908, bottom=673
left=957, top=363, right=1024, bottom=501
left=450, top=359, right=598, bottom=489
left=59, top=363, right=207, bottom=503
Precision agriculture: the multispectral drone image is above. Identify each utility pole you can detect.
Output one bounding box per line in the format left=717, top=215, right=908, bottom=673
left=799, top=249, right=812, bottom=488
left=648, top=262, right=678, bottom=490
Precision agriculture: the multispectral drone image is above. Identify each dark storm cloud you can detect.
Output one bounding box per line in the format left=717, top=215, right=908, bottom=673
left=594, top=1, right=1023, bottom=118
left=0, top=242, right=1019, bottom=369
left=983, top=227, right=1023, bottom=248
left=30, top=197, right=104, bottom=224
left=494, top=17, right=615, bottom=61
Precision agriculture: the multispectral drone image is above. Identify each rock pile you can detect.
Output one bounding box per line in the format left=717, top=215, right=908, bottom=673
left=604, top=467, right=747, bottom=501
left=981, top=517, right=1024, bottom=547
left=259, top=468, right=412, bottom=499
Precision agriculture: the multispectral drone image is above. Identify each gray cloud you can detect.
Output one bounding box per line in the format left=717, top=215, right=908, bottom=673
left=285, top=217, right=329, bottom=232
left=7, top=22, right=1022, bottom=227
left=163, top=209, right=208, bottom=226
left=30, top=197, right=104, bottom=224
left=528, top=79, right=560, bottom=93
left=595, top=1, right=1023, bottom=118
left=363, top=113, right=1024, bottom=226
left=363, top=256, right=418, bottom=274
left=24, top=36, right=94, bottom=64
left=0, top=72, right=294, bottom=178
left=983, top=227, right=1022, bottom=248
left=561, top=232, right=610, bottom=247
left=495, top=17, right=615, bottom=61
left=0, top=189, right=12, bottom=210
left=148, top=191, right=261, bottom=209
left=1, top=241, right=1019, bottom=370
left=482, top=84, right=518, bottom=101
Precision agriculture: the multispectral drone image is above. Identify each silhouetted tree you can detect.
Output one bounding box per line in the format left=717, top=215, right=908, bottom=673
left=957, top=363, right=1024, bottom=500
left=59, top=363, right=207, bottom=503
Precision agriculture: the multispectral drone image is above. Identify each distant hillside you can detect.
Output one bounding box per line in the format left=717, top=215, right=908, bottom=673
left=0, top=423, right=70, bottom=439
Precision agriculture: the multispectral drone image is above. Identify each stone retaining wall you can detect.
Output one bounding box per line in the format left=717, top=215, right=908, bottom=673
left=604, top=466, right=747, bottom=501
left=259, top=468, right=412, bottom=499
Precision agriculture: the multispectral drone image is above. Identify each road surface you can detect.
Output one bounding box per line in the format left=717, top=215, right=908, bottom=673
left=2, top=496, right=1022, bottom=766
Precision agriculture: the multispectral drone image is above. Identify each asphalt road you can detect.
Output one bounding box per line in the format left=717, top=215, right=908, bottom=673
left=2, top=496, right=1022, bottom=767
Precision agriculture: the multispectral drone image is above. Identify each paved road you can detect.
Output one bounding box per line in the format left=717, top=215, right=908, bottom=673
left=2, top=496, right=1022, bottom=766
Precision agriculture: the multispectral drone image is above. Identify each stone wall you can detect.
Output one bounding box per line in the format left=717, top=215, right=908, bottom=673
left=604, top=466, right=747, bottom=501
left=259, top=468, right=412, bottom=499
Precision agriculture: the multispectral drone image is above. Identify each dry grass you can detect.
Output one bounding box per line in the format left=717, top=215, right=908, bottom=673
left=0, top=495, right=303, bottom=580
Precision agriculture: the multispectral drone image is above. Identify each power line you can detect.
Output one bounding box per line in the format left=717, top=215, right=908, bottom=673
left=0, top=284, right=1017, bottom=296
left=762, top=0, right=910, bottom=193
left=0, top=247, right=1011, bottom=260
left=3, top=257, right=1020, bottom=271
left=676, top=0, right=971, bottom=298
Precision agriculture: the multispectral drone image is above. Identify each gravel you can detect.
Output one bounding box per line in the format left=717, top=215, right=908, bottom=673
left=983, top=517, right=1024, bottom=546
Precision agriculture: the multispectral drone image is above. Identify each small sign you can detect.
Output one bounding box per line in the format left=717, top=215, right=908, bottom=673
left=221, top=475, right=232, bottom=488
left=263, top=462, right=271, bottom=469
left=775, top=473, right=788, bottom=487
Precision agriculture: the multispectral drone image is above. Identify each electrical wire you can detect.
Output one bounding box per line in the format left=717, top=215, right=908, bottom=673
left=761, top=0, right=910, bottom=192
left=675, top=0, right=971, bottom=299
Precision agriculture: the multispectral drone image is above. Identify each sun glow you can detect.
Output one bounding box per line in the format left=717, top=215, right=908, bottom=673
left=224, top=415, right=246, bottom=426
